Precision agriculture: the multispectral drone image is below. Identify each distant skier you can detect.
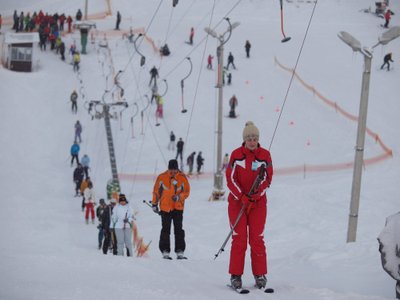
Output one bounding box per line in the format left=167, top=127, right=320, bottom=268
left=74, top=120, right=82, bottom=143
left=73, top=51, right=80, bottom=72
left=381, top=53, right=393, bottom=71
left=112, top=194, right=134, bottom=257
left=115, top=11, right=121, bottom=30
left=188, top=27, right=194, bottom=45
left=226, top=52, right=236, bottom=70
left=70, top=141, right=80, bottom=166
left=155, top=94, right=164, bottom=119
left=73, top=163, right=84, bottom=196
left=168, top=131, right=176, bottom=151
left=96, top=199, right=107, bottom=250
left=384, top=9, right=392, bottom=28
left=227, top=73, right=232, bottom=85
left=76, top=9, right=82, bottom=21
left=70, top=90, right=78, bottom=113
left=207, top=54, right=214, bottom=69
left=160, top=44, right=170, bottom=56
left=229, top=94, right=238, bottom=118
left=151, top=159, right=191, bottom=260
left=245, top=40, right=251, bottom=58
left=84, top=181, right=96, bottom=224
left=176, top=138, right=184, bottom=164
left=59, top=41, right=66, bottom=61
left=81, top=154, right=90, bottom=178
left=196, top=152, right=204, bottom=174
left=149, top=66, right=159, bottom=86
left=186, top=151, right=196, bottom=175
left=67, top=15, right=73, bottom=33
left=101, top=198, right=118, bottom=255
left=80, top=177, right=91, bottom=211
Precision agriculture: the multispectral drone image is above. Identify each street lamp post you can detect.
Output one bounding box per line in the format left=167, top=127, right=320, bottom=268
left=338, top=26, right=400, bottom=242
left=205, top=18, right=240, bottom=201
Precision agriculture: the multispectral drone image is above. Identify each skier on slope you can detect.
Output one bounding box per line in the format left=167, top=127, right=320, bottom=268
left=70, top=141, right=80, bottom=166
left=226, top=52, right=236, bottom=70
left=381, top=53, right=394, bottom=71
left=384, top=9, right=392, bottom=28
left=229, top=94, right=238, bottom=118
left=245, top=40, right=251, bottom=58
left=186, top=151, right=196, bottom=175
left=226, top=121, right=273, bottom=290
left=80, top=177, right=91, bottom=211
left=207, top=54, right=214, bottom=69
left=101, top=197, right=118, bottom=255
left=151, top=159, right=191, bottom=259
left=84, top=181, right=96, bottom=224
left=149, top=66, right=159, bottom=86
left=96, top=199, right=107, bottom=249
left=74, top=120, right=82, bottom=143
left=73, top=163, right=85, bottom=197
left=70, top=90, right=78, bottom=113
left=196, top=151, right=204, bottom=174
left=80, top=154, right=90, bottom=179
left=168, top=131, right=176, bottom=151
left=111, top=194, right=134, bottom=257
left=188, top=27, right=194, bottom=45
left=176, top=138, right=184, bottom=165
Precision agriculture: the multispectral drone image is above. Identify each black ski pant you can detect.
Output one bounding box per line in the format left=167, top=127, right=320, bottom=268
left=159, top=210, right=185, bottom=254
left=103, top=229, right=118, bottom=255
left=381, top=61, right=391, bottom=71
left=71, top=154, right=79, bottom=166
left=71, top=101, right=77, bottom=113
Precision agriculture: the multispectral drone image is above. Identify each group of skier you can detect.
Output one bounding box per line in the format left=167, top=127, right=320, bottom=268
left=56, top=12, right=275, bottom=291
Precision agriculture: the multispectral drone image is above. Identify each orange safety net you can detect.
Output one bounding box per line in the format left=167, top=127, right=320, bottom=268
left=273, top=56, right=392, bottom=175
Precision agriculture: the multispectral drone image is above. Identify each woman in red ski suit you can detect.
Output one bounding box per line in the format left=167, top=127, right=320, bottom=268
left=226, top=121, right=273, bottom=289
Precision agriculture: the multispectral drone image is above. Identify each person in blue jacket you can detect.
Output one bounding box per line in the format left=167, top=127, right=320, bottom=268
left=81, top=154, right=90, bottom=178
left=70, top=141, right=80, bottom=166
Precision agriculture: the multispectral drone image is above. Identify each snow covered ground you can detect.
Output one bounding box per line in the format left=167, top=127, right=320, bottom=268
left=0, top=0, right=399, bottom=299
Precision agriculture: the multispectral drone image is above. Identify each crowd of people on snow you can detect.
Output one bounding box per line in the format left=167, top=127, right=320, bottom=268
left=3, top=3, right=396, bottom=293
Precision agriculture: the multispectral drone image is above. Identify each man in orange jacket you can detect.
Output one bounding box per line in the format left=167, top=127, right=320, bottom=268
left=152, top=159, right=190, bottom=259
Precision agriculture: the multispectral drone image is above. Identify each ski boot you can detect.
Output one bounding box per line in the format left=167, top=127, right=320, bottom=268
left=254, top=274, right=267, bottom=289
left=230, top=275, right=242, bottom=290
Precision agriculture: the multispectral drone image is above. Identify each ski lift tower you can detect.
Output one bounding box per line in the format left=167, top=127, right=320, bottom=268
left=88, top=96, right=128, bottom=196
left=338, top=26, right=400, bottom=243
left=205, top=18, right=240, bottom=201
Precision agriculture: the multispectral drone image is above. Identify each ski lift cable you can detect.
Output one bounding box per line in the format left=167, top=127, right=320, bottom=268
left=183, top=0, right=216, bottom=148
left=105, top=0, right=164, bottom=97
left=166, top=0, right=196, bottom=41
left=268, top=0, right=318, bottom=151
left=162, top=0, right=243, bottom=79
left=163, top=4, right=175, bottom=46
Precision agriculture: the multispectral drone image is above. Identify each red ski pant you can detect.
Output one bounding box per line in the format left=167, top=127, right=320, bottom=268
left=85, top=203, right=95, bottom=220
left=228, top=199, right=267, bottom=276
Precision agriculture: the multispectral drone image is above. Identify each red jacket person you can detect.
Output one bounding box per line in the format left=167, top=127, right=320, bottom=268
left=226, top=121, right=273, bottom=290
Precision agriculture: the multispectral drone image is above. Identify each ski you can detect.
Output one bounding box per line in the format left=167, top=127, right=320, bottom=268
left=264, top=288, right=275, bottom=293
left=227, top=284, right=250, bottom=294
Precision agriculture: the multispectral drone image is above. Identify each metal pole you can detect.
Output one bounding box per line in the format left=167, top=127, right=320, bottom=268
left=347, top=50, right=372, bottom=243
left=84, top=0, right=88, bottom=20
left=214, top=42, right=224, bottom=194
left=103, top=105, right=120, bottom=189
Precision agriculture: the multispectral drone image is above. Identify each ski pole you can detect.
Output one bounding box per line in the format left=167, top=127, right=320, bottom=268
left=214, top=204, right=247, bottom=260
left=143, top=200, right=161, bottom=215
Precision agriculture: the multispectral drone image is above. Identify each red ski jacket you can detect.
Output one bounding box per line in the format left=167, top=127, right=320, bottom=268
left=226, top=143, right=273, bottom=202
